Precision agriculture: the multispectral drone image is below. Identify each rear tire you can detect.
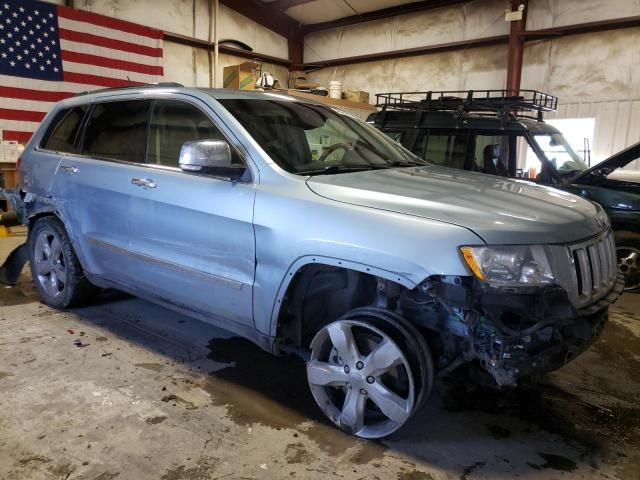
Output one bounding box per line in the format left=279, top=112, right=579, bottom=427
left=614, top=231, right=640, bottom=291
left=28, top=216, right=95, bottom=309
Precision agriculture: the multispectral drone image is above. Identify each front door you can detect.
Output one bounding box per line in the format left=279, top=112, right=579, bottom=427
left=125, top=98, right=256, bottom=326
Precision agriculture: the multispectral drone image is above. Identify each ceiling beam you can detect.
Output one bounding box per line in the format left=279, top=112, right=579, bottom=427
left=163, top=31, right=291, bottom=67
left=301, top=34, right=508, bottom=68
left=269, top=0, right=317, bottom=11
left=521, top=14, right=640, bottom=38
left=302, top=14, right=640, bottom=69
left=301, top=0, right=469, bottom=34
left=219, top=0, right=299, bottom=39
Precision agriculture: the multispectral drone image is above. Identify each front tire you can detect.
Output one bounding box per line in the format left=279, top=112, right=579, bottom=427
left=307, top=308, right=433, bottom=438
left=28, top=216, right=95, bottom=309
left=614, top=231, right=640, bottom=291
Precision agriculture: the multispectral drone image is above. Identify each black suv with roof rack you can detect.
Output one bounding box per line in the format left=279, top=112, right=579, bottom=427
left=367, top=89, right=640, bottom=291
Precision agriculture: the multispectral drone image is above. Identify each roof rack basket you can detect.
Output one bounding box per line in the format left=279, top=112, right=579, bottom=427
left=375, top=89, right=558, bottom=122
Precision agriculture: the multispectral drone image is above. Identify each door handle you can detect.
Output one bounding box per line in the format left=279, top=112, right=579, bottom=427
left=131, top=178, right=157, bottom=189
left=59, top=165, right=79, bottom=174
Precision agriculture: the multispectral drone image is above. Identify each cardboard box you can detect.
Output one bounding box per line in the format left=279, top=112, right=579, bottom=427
left=342, top=90, right=370, bottom=104
left=1, top=141, right=19, bottom=163
left=223, top=62, right=259, bottom=90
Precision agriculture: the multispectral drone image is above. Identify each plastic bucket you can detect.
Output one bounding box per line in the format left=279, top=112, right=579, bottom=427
left=328, top=80, right=342, bottom=99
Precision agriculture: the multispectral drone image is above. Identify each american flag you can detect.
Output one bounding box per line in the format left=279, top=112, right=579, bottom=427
left=0, top=0, right=163, bottom=144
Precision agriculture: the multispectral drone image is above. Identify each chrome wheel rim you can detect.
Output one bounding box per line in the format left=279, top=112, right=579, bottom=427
left=307, top=320, right=415, bottom=438
left=34, top=230, right=67, bottom=298
left=617, top=246, right=640, bottom=291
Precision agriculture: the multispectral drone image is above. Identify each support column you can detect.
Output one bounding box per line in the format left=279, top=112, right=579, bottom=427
left=506, top=0, right=528, bottom=94
left=288, top=27, right=304, bottom=72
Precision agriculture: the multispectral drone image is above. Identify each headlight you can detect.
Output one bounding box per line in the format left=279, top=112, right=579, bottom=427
left=460, top=245, right=554, bottom=286
left=591, top=201, right=610, bottom=230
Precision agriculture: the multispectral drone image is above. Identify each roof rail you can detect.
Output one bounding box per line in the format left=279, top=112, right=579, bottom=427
left=375, top=89, right=558, bottom=121
left=74, top=82, right=185, bottom=97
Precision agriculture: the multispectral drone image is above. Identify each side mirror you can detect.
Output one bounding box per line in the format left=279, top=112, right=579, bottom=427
left=179, top=139, right=246, bottom=180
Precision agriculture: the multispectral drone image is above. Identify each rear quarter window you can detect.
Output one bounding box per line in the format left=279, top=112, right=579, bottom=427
left=40, top=106, right=89, bottom=153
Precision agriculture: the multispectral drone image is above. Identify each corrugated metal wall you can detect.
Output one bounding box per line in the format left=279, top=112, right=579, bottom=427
left=547, top=100, right=640, bottom=167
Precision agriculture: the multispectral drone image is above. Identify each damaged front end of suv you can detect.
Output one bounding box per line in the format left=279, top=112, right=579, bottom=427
left=396, top=232, right=624, bottom=386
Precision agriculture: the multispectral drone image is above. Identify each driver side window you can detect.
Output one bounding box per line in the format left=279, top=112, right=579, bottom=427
left=147, top=100, right=243, bottom=168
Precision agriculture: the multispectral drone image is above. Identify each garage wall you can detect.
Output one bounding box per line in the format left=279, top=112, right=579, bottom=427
left=51, top=0, right=289, bottom=88
left=303, top=0, right=640, bottom=164
left=304, top=0, right=509, bottom=62
left=526, top=29, right=640, bottom=165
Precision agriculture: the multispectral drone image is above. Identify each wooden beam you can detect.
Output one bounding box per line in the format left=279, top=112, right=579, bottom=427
left=219, top=0, right=298, bottom=39
left=163, top=31, right=291, bottom=67
left=302, top=0, right=468, bottom=34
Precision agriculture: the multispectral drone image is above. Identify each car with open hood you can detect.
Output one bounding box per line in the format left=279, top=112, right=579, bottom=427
left=558, top=143, right=640, bottom=290
left=6, top=86, right=623, bottom=439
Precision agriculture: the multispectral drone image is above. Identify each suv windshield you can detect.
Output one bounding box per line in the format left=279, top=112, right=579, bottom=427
left=533, top=133, right=588, bottom=175
left=218, top=97, right=425, bottom=175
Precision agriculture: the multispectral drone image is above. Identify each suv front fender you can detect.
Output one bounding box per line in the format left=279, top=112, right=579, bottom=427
left=266, top=254, right=420, bottom=338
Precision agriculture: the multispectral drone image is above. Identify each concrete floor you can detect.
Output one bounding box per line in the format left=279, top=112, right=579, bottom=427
left=0, top=233, right=638, bottom=480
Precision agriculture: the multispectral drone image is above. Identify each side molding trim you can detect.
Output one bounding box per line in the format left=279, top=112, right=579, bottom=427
left=87, top=236, right=243, bottom=290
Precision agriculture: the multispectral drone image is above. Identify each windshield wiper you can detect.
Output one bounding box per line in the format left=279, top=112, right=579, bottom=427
left=302, top=161, right=426, bottom=176
left=302, top=165, right=372, bottom=176
left=388, top=160, right=427, bottom=167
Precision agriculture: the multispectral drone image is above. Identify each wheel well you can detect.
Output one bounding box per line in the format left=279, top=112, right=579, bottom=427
left=275, top=264, right=407, bottom=348
left=29, top=211, right=58, bottom=226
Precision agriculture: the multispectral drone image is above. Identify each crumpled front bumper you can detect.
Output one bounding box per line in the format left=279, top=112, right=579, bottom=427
left=575, top=272, right=626, bottom=316
left=482, top=273, right=625, bottom=386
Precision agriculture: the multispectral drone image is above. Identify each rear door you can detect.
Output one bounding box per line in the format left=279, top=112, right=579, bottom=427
left=124, top=97, right=256, bottom=327
left=55, top=99, right=152, bottom=285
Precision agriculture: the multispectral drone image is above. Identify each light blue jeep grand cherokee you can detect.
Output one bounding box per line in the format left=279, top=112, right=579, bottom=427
left=10, top=85, right=623, bottom=438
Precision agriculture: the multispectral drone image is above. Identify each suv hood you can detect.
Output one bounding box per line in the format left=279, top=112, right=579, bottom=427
left=573, top=141, right=640, bottom=182
left=306, top=165, right=604, bottom=245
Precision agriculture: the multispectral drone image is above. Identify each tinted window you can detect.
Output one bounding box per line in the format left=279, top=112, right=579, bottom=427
left=148, top=100, right=241, bottom=167
left=83, top=100, right=151, bottom=163
left=418, top=131, right=468, bottom=169
left=41, top=106, right=88, bottom=153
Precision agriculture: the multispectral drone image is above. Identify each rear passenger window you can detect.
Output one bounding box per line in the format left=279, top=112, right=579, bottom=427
left=83, top=100, right=151, bottom=163
left=40, top=106, right=88, bottom=153
left=148, top=100, right=242, bottom=167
